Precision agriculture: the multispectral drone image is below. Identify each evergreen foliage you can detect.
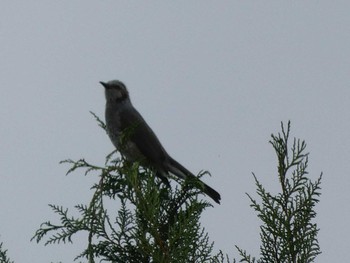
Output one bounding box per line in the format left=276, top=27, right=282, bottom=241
left=0, top=242, right=14, bottom=263
left=235, top=121, right=322, bottom=262
left=31, top=114, right=221, bottom=262
left=31, top=156, right=222, bottom=262
left=27, top=118, right=322, bottom=262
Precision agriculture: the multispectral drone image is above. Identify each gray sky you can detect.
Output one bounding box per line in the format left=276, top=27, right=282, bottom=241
left=1, top=1, right=349, bottom=262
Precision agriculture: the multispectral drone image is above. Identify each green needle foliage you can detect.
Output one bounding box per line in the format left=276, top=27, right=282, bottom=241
left=236, top=121, right=322, bottom=263
left=31, top=158, right=220, bottom=262
left=28, top=116, right=321, bottom=263
left=31, top=114, right=222, bottom=263
left=0, top=242, right=14, bottom=263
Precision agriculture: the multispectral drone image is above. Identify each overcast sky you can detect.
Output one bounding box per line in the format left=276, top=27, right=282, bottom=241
left=1, top=1, right=349, bottom=262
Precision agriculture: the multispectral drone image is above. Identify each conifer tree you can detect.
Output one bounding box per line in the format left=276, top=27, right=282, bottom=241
left=236, top=121, right=322, bottom=262
left=0, top=242, right=14, bottom=263
left=29, top=118, right=321, bottom=262
left=32, top=114, right=221, bottom=262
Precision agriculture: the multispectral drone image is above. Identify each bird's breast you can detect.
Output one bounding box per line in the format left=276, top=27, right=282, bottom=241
left=105, top=107, right=146, bottom=163
left=105, top=108, right=122, bottom=148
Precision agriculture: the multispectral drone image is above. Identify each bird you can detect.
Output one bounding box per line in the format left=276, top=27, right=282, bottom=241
left=100, top=80, right=221, bottom=204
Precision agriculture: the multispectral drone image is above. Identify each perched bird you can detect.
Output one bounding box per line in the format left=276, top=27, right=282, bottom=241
left=101, top=80, right=221, bottom=204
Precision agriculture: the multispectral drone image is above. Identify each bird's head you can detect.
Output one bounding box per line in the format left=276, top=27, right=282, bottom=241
left=100, top=80, right=130, bottom=103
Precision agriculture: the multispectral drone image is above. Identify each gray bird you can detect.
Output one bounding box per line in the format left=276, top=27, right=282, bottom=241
left=100, top=80, right=221, bottom=204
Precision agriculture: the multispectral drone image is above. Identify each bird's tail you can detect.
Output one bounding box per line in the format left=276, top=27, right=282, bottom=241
left=167, top=157, right=221, bottom=204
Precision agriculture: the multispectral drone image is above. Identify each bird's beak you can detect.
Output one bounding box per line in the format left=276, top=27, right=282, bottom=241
left=99, top=81, right=108, bottom=89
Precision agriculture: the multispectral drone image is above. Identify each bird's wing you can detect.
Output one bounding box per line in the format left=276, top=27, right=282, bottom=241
left=119, top=106, right=221, bottom=204
left=119, top=107, right=168, bottom=167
